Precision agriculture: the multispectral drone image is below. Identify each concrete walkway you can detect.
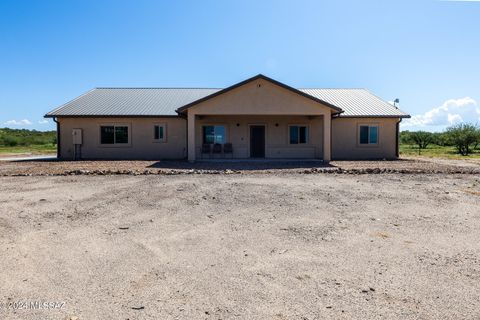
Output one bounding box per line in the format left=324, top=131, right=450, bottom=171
left=0, top=155, right=57, bottom=161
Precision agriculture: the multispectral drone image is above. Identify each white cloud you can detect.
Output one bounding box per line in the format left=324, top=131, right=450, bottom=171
left=38, top=119, right=49, bottom=124
left=4, top=119, right=33, bottom=126
left=402, top=97, right=480, bottom=131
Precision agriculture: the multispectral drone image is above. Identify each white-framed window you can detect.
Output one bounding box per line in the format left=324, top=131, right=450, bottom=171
left=359, top=125, right=378, bottom=145
left=100, top=125, right=129, bottom=145
left=289, top=125, right=309, bottom=144
left=153, top=124, right=167, bottom=142
left=202, top=125, right=226, bottom=144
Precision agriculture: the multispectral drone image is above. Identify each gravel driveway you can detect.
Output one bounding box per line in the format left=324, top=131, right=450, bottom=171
left=0, top=174, right=479, bottom=319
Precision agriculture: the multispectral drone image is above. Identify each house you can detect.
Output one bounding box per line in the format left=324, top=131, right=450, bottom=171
left=45, top=74, right=410, bottom=161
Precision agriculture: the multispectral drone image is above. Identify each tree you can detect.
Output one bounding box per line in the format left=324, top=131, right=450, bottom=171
left=411, top=131, right=433, bottom=154
left=444, top=123, right=480, bottom=156
left=432, top=132, right=449, bottom=146
left=400, top=131, right=414, bottom=145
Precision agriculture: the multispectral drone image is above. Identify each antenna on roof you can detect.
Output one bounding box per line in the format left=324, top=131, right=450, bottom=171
left=393, top=98, right=400, bottom=108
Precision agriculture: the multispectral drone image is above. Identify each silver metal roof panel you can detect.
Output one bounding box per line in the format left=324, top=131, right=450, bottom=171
left=46, top=87, right=409, bottom=118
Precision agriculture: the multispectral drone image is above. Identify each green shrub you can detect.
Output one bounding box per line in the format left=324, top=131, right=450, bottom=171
left=444, top=123, right=480, bottom=156
left=411, top=131, right=434, bottom=154
left=2, top=136, right=19, bottom=147
left=0, top=128, right=56, bottom=147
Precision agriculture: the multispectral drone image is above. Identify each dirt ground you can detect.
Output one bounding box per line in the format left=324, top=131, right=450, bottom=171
left=1, top=173, right=479, bottom=320
left=0, top=157, right=480, bottom=176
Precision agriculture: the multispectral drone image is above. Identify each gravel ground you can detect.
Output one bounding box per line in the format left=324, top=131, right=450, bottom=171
left=0, top=157, right=479, bottom=176
left=1, top=173, right=479, bottom=320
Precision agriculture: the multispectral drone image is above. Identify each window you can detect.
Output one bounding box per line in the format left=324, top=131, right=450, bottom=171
left=359, top=125, right=378, bottom=145
left=100, top=125, right=129, bottom=144
left=153, top=124, right=166, bottom=142
left=203, top=125, right=225, bottom=144
left=289, top=126, right=308, bottom=144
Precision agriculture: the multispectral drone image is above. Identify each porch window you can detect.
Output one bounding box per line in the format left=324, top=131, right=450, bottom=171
left=289, top=126, right=308, bottom=144
left=203, top=125, right=225, bottom=144
left=100, top=125, right=129, bottom=144
left=153, top=124, right=166, bottom=142
left=359, top=125, right=378, bottom=145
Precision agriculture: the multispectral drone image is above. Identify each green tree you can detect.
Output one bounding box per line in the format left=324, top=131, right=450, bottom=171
left=411, top=131, right=433, bottom=154
left=444, top=123, right=480, bottom=156
left=400, top=131, right=414, bottom=145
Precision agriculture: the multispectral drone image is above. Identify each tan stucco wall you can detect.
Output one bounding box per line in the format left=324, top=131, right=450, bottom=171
left=185, top=78, right=334, bottom=161
left=58, top=117, right=186, bottom=160
left=332, top=117, right=399, bottom=160
left=186, top=78, right=335, bottom=116
left=195, top=115, right=324, bottom=159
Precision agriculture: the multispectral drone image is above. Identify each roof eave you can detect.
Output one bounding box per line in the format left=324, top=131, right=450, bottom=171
left=337, top=114, right=411, bottom=118
left=44, top=114, right=182, bottom=118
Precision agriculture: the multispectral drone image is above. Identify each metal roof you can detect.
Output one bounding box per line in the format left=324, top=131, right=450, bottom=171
left=46, top=88, right=221, bottom=117
left=300, top=88, right=410, bottom=118
left=45, top=87, right=409, bottom=118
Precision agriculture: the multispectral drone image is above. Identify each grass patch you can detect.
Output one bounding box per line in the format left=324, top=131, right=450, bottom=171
left=0, top=128, right=57, bottom=155
left=0, top=144, right=57, bottom=155
left=400, top=144, right=480, bottom=159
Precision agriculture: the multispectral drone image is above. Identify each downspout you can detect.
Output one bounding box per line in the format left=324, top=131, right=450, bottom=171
left=185, top=115, right=188, bottom=160
left=53, top=117, right=61, bottom=159
left=396, top=118, right=402, bottom=158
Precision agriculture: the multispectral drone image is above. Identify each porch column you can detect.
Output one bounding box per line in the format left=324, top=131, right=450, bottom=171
left=187, top=112, right=196, bottom=162
left=323, top=113, right=331, bottom=162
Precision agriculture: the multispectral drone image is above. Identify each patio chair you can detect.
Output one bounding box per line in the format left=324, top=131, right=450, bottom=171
left=201, top=144, right=211, bottom=159
left=212, top=143, right=222, bottom=158
left=223, top=143, right=233, bottom=158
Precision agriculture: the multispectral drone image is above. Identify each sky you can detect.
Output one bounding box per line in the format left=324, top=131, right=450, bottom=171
left=0, top=0, right=479, bottom=132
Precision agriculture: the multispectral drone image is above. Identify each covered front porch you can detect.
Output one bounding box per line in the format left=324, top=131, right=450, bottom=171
left=188, top=114, right=331, bottom=161
left=178, top=74, right=340, bottom=162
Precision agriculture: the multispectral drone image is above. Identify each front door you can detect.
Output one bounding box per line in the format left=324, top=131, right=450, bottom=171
left=250, top=125, right=265, bottom=158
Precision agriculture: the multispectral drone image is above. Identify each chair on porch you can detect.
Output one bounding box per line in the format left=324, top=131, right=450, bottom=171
left=223, top=143, right=233, bottom=158
left=201, top=144, right=211, bottom=159
left=212, top=143, right=222, bottom=158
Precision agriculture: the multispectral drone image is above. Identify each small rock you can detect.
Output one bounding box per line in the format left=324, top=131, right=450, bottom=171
left=118, top=227, right=129, bottom=230
left=131, top=306, right=144, bottom=310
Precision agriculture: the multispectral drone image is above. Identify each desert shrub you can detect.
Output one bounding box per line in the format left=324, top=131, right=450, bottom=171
left=411, top=131, right=433, bottom=150
left=1, top=136, right=19, bottom=146
left=400, top=131, right=414, bottom=145
left=432, top=132, right=449, bottom=146
left=444, top=123, right=480, bottom=156
left=0, top=128, right=56, bottom=146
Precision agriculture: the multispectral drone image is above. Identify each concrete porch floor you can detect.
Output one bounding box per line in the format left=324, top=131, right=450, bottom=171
left=196, top=158, right=326, bottom=163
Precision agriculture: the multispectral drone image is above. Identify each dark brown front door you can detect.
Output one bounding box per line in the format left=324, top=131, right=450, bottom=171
left=250, top=125, right=265, bottom=158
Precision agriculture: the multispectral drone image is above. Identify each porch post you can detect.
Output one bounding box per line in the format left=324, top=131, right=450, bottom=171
left=187, top=111, right=196, bottom=162
left=323, top=113, right=331, bottom=162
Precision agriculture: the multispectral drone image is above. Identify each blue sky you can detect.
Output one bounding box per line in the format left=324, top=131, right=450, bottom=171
left=1, top=0, right=479, bottom=132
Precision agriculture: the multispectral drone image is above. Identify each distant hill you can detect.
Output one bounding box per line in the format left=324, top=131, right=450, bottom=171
left=0, top=128, right=56, bottom=146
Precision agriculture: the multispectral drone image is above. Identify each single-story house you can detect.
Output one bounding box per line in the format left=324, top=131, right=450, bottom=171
left=45, top=74, right=410, bottom=161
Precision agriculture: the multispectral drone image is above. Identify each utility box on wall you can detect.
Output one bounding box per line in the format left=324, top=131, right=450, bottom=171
left=72, top=129, right=83, bottom=145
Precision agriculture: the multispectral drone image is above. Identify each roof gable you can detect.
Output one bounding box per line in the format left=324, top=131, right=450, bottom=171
left=176, top=74, right=342, bottom=114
